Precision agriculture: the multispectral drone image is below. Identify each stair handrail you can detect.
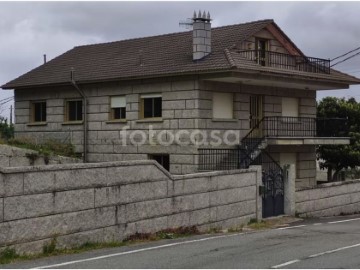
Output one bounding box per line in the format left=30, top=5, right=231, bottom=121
left=239, top=117, right=268, bottom=167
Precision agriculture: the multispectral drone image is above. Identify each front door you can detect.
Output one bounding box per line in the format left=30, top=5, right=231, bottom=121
left=250, top=95, right=263, bottom=137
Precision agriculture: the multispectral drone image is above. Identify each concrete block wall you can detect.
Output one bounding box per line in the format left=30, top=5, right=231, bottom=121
left=0, top=145, right=81, bottom=167
left=296, top=179, right=360, bottom=217
left=0, top=160, right=261, bottom=254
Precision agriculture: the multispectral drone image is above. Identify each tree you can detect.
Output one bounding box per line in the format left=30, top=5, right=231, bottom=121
left=317, top=97, right=360, bottom=181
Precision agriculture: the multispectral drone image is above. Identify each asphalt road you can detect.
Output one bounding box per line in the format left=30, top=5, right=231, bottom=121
left=4, top=214, right=360, bottom=269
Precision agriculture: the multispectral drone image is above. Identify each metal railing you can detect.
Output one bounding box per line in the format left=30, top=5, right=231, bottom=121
left=198, top=148, right=243, bottom=171
left=198, top=117, right=348, bottom=171
left=263, top=117, right=348, bottom=137
left=236, top=50, right=331, bottom=74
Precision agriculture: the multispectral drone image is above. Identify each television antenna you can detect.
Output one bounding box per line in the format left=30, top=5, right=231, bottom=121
left=179, top=18, right=193, bottom=29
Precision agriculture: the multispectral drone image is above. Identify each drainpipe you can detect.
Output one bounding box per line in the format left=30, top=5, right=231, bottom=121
left=70, top=68, right=88, bottom=163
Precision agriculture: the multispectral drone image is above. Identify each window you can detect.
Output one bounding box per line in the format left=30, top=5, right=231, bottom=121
left=140, top=94, right=162, bottom=119
left=31, top=101, right=46, bottom=122
left=66, top=100, right=83, bottom=122
left=256, top=38, right=268, bottom=66
left=149, top=154, right=170, bottom=171
left=110, top=96, right=126, bottom=120
left=212, top=92, right=234, bottom=119
left=282, top=97, right=299, bottom=118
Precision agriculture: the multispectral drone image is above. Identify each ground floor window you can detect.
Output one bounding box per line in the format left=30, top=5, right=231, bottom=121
left=149, top=154, right=169, bottom=171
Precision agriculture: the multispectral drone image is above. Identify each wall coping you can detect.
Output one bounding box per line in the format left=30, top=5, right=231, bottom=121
left=296, top=178, right=360, bottom=192
left=0, top=159, right=261, bottom=183
left=173, top=165, right=261, bottom=180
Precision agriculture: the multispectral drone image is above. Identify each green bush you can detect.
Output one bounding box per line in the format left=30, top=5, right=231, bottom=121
left=6, top=137, right=77, bottom=158
left=0, top=117, right=14, bottom=140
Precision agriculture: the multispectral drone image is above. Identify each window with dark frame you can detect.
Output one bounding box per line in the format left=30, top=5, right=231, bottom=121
left=149, top=154, right=169, bottom=171
left=66, top=100, right=83, bottom=122
left=255, top=38, right=268, bottom=66
left=142, top=95, right=162, bottom=118
left=110, top=96, right=126, bottom=120
left=31, top=101, right=46, bottom=122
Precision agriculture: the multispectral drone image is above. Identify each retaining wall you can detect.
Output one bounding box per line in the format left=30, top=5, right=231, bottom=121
left=0, top=160, right=261, bottom=254
left=0, top=145, right=81, bottom=167
left=295, top=179, right=360, bottom=217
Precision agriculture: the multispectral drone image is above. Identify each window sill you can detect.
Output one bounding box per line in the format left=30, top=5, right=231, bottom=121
left=27, top=122, right=47, bottom=126
left=106, top=119, right=127, bottom=124
left=136, top=118, right=163, bottom=123
left=212, top=118, right=238, bottom=122
left=62, top=121, right=83, bottom=125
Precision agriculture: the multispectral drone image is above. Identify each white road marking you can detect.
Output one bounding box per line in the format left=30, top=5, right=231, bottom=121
left=276, top=224, right=306, bottom=230
left=271, top=259, right=300, bottom=268
left=272, top=242, right=360, bottom=268
left=31, top=216, right=360, bottom=269
left=308, top=242, right=360, bottom=258
left=328, top=217, right=360, bottom=224
left=32, top=232, right=244, bottom=269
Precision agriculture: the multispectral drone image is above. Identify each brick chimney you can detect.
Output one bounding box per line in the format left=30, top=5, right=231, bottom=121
left=192, top=11, right=211, bottom=61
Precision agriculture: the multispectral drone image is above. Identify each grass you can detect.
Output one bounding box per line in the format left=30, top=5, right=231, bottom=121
left=0, top=218, right=301, bottom=265
left=0, top=137, right=79, bottom=158
left=246, top=220, right=271, bottom=230
left=0, top=248, right=21, bottom=265
left=0, top=226, right=200, bottom=265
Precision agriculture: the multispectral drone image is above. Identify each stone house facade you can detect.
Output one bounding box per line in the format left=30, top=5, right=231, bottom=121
left=2, top=12, right=360, bottom=189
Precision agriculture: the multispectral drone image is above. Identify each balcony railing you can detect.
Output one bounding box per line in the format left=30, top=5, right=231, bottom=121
left=236, top=50, right=331, bottom=74
left=261, top=116, right=348, bottom=138
left=198, top=117, right=348, bottom=171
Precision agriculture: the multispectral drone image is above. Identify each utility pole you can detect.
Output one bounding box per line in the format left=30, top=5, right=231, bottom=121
left=10, top=105, right=12, bottom=124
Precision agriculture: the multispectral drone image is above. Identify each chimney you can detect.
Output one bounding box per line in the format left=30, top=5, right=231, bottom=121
left=192, top=10, right=211, bottom=61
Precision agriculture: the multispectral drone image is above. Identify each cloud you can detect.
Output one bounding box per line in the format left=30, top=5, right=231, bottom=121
left=0, top=1, right=360, bottom=118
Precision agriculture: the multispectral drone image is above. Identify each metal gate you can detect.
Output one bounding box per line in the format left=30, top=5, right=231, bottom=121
left=261, top=154, right=285, bottom=218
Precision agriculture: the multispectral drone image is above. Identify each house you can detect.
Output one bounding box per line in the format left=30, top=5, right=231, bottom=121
left=2, top=11, right=360, bottom=193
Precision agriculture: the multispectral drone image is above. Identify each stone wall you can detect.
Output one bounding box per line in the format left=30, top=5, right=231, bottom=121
left=0, top=160, right=261, bottom=254
left=295, top=179, right=360, bottom=217
left=0, top=145, right=81, bottom=167
left=14, top=77, right=317, bottom=177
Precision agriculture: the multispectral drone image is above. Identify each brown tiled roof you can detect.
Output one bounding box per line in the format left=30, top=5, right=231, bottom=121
left=2, top=19, right=360, bottom=89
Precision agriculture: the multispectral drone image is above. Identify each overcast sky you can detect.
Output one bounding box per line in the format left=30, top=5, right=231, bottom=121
left=1, top=1, right=360, bottom=120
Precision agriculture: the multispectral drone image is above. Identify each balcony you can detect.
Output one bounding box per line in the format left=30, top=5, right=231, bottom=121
left=198, top=117, right=349, bottom=171
left=236, top=50, right=331, bottom=75
left=261, top=116, right=349, bottom=145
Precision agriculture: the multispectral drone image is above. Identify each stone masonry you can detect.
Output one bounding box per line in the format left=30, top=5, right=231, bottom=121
left=296, top=179, right=360, bottom=217
left=0, top=160, right=262, bottom=254
left=14, top=76, right=318, bottom=188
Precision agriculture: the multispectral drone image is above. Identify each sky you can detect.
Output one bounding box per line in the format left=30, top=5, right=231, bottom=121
left=1, top=1, right=360, bottom=120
